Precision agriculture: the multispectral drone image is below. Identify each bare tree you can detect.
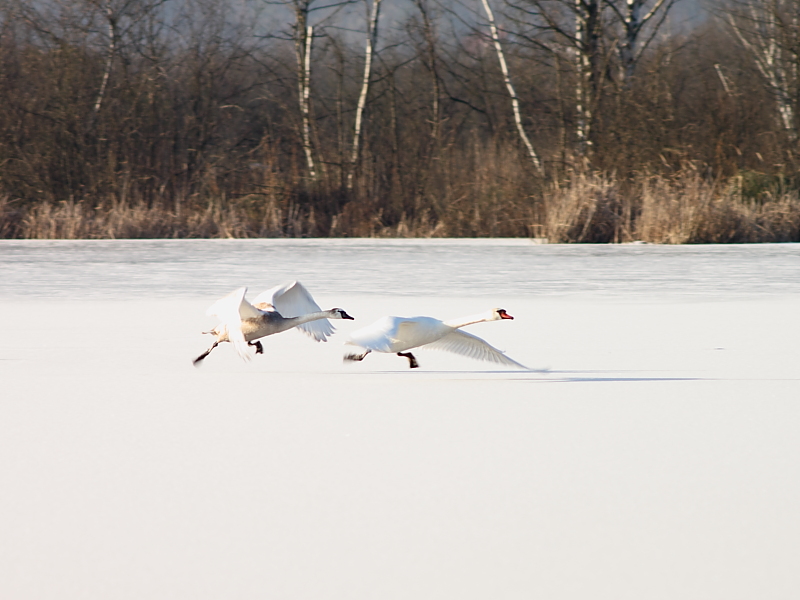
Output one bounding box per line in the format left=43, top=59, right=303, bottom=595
left=348, top=0, right=382, bottom=190
left=573, top=0, right=603, bottom=155
left=480, top=0, right=543, bottom=170
left=278, top=0, right=354, bottom=180
left=88, top=0, right=172, bottom=119
left=291, top=2, right=317, bottom=179
left=504, top=0, right=676, bottom=157
left=91, top=0, right=116, bottom=121
left=19, top=0, right=169, bottom=129
left=412, top=0, right=442, bottom=141
left=606, top=0, right=678, bottom=85
left=724, top=0, right=799, bottom=141
left=300, top=23, right=316, bottom=178
left=506, top=0, right=607, bottom=155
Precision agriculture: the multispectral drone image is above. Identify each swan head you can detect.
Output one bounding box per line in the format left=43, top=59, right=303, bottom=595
left=492, top=308, right=514, bottom=321
left=329, top=308, right=355, bottom=320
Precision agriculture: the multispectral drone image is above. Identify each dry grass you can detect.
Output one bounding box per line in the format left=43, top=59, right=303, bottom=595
left=1, top=168, right=798, bottom=243
left=531, top=168, right=800, bottom=244
left=636, top=174, right=800, bottom=243
left=535, top=172, right=628, bottom=243
left=2, top=194, right=323, bottom=240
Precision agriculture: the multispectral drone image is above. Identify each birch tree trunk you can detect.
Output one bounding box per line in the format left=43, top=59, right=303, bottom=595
left=574, top=0, right=601, bottom=156
left=614, top=0, right=675, bottom=86
left=480, top=0, right=542, bottom=172
left=348, top=0, right=381, bottom=190
left=87, top=0, right=170, bottom=128
left=294, top=7, right=316, bottom=179
left=302, top=25, right=316, bottom=179
left=90, top=1, right=116, bottom=126
left=726, top=1, right=798, bottom=141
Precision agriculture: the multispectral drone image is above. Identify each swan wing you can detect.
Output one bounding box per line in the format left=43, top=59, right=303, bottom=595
left=253, top=280, right=335, bottom=342
left=206, top=287, right=262, bottom=320
left=347, top=316, right=404, bottom=352
left=424, top=330, right=528, bottom=369
left=347, top=316, right=446, bottom=353
left=205, top=287, right=254, bottom=361
left=226, top=324, right=252, bottom=362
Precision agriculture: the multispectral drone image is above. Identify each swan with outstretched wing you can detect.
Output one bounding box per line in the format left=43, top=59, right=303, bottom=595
left=194, top=281, right=353, bottom=365
left=344, top=308, right=526, bottom=369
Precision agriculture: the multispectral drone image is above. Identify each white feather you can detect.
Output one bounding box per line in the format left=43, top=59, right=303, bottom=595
left=348, top=316, right=449, bottom=353
left=345, top=308, right=526, bottom=369
left=205, top=287, right=255, bottom=361
left=425, top=330, right=528, bottom=368
left=252, top=280, right=335, bottom=342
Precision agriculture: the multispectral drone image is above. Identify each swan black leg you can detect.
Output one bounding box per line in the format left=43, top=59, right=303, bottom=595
left=193, top=341, right=219, bottom=366
left=344, top=349, right=371, bottom=363
left=249, top=340, right=264, bottom=355
left=397, top=352, right=419, bottom=369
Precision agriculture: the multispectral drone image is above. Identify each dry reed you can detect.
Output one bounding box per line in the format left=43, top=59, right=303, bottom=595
left=530, top=169, right=800, bottom=244
left=2, top=168, right=799, bottom=243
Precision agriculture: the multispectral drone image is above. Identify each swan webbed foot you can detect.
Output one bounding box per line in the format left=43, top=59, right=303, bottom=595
left=193, top=341, right=219, bottom=366
left=397, top=352, right=419, bottom=369
left=249, top=340, right=264, bottom=354
left=344, top=350, right=370, bottom=363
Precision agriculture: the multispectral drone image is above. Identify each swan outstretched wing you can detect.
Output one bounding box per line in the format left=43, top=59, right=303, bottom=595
left=253, top=280, right=335, bottom=342
left=206, top=287, right=255, bottom=361
left=424, top=330, right=528, bottom=369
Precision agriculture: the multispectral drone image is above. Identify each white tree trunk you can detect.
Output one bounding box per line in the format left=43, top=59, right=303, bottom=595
left=294, top=4, right=317, bottom=179
left=480, top=0, right=542, bottom=172
left=301, top=25, right=316, bottom=179
left=574, top=0, right=592, bottom=155
left=91, top=1, right=116, bottom=124
left=714, top=63, right=733, bottom=95
left=348, top=0, right=382, bottom=190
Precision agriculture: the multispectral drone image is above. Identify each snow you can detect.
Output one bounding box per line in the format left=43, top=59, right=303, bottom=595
left=1, top=240, right=799, bottom=600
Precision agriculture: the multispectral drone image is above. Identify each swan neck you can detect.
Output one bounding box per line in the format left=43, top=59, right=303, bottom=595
left=443, top=313, right=490, bottom=329
left=287, top=310, right=331, bottom=326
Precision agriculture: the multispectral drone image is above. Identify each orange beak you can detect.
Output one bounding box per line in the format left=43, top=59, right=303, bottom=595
left=500, top=311, right=514, bottom=320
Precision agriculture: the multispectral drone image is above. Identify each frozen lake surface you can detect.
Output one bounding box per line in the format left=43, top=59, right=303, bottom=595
left=1, top=240, right=799, bottom=600
left=3, top=238, right=800, bottom=300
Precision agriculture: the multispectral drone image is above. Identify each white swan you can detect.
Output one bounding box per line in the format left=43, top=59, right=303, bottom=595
left=194, top=281, right=354, bottom=365
left=343, top=308, right=527, bottom=369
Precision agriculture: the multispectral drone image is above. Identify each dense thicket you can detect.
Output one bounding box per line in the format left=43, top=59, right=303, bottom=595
left=0, top=0, right=799, bottom=241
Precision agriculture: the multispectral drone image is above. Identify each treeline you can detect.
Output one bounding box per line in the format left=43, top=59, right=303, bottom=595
left=0, top=0, right=799, bottom=241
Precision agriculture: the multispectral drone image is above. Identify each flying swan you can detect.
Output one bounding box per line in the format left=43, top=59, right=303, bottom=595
left=193, top=281, right=354, bottom=365
left=343, top=308, right=527, bottom=369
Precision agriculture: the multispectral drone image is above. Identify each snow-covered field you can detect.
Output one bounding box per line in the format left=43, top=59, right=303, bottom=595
left=1, top=240, right=799, bottom=600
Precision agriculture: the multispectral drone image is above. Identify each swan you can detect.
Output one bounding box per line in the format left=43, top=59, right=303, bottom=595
left=193, top=281, right=354, bottom=365
left=343, top=308, right=527, bottom=369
